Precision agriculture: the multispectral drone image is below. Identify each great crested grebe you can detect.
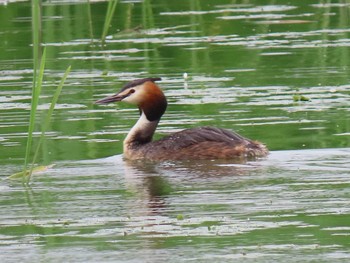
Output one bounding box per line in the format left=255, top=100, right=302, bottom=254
left=95, top=77, right=268, bottom=161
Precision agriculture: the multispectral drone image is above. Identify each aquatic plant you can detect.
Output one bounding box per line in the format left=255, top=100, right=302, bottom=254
left=23, top=0, right=42, bottom=174
left=8, top=0, right=71, bottom=182
left=26, top=65, right=71, bottom=182
left=23, top=47, right=46, bottom=179
left=8, top=48, right=71, bottom=182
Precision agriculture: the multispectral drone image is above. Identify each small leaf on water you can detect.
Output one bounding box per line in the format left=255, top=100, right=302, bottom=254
left=7, top=164, right=54, bottom=180
left=7, top=171, right=28, bottom=179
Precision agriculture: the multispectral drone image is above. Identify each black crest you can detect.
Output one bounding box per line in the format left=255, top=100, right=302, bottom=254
left=120, top=77, right=162, bottom=92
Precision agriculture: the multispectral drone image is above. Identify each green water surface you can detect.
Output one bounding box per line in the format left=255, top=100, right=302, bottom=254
left=0, top=0, right=350, bottom=262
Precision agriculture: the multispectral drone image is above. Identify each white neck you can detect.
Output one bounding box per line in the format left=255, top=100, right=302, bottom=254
left=124, top=111, right=159, bottom=150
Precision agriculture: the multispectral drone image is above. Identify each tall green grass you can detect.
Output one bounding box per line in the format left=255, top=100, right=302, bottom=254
left=23, top=0, right=42, bottom=174
left=22, top=49, right=45, bottom=180
left=8, top=58, right=71, bottom=181
left=30, top=66, right=71, bottom=174
left=8, top=0, right=71, bottom=182
left=25, top=65, right=71, bottom=183
left=8, top=46, right=71, bottom=182
left=101, top=0, right=118, bottom=43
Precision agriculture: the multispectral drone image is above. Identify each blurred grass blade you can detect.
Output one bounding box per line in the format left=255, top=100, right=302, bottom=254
left=10, top=65, right=71, bottom=181
left=7, top=165, right=54, bottom=180
left=32, top=0, right=42, bottom=84
left=23, top=47, right=46, bottom=174
left=101, top=0, right=118, bottom=43
left=25, top=0, right=42, bottom=177
left=87, top=0, right=94, bottom=40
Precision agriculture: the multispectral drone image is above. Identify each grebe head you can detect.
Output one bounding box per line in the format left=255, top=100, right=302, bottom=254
left=95, top=77, right=167, bottom=121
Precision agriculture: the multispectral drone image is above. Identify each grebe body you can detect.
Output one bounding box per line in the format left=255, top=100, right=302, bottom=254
left=96, top=78, right=268, bottom=161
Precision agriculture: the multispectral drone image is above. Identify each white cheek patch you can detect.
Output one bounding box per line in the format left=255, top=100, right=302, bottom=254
left=123, top=88, right=144, bottom=104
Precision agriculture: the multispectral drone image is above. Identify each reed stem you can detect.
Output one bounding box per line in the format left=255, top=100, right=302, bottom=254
left=101, top=0, right=118, bottom=43
left=23, top=47, right=46, bottom=181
